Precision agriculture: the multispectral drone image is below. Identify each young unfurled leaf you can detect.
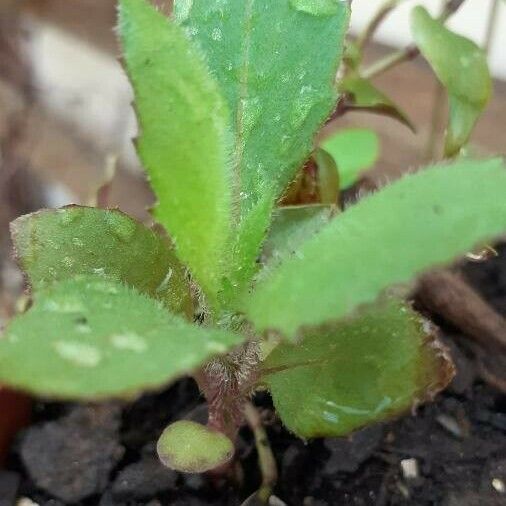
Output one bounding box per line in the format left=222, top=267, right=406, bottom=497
left=313, top=148, right=340, bottom=205
left=341, top=75, right=414, bottom=131
left=280, top=153, right=340, bottom=207
left=0, top=277, right=243, bottom=399
left=11, top=207, right=192, bottom=317
left=244, top=159, right=506, bottom=338
left=261, top=300, right=453, bottom=437
left=320, top=128, right=380, bottom=189
left=157, top=421, right=234, bottom=473
left=175, top=0, right=350, bottom=214
left=411, top=6, right=492, bottom=157
left=119, top=0, right=233, bottom=304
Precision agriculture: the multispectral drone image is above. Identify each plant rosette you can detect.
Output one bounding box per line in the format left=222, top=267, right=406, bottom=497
left=0, top=1, right=504, bottom=502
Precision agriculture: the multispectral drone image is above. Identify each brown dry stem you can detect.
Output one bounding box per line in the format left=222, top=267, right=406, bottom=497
left=418, top=270, right=506, bottom=352
left=417, top=269, right=506, bottom=392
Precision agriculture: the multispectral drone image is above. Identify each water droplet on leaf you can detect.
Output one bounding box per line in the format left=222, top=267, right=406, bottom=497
left=291, top=86, right=315, bottom=127
left=62, top=256, right=74, bottom=268
left=44, top=299, right=85, bottom=313
left=54, top=341, right=102, bottom=367
left=174, top=0, right=193, bottom=22
left=76, top=322, right=91, bottom=334
left=111, top=332, right=147, bottom=353
left=211, top=27, right=222, bottom=41
left=59, top=210, right=80, bottom=227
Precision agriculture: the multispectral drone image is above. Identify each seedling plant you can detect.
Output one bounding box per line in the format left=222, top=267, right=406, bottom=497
left=0, top=0, right=505, bottom=502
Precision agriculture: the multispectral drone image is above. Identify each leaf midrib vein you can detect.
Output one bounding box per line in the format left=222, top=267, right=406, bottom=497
left=233, top=0, right=254, bottom=217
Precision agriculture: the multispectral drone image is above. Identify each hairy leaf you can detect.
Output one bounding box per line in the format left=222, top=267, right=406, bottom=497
left=262, top=205, right=334, bottom=268
left=341, top=75, right=414, bottom=131
left=244, top=159, right=506, bottom=338
left=176, top=0, right=350, bottom=211
left=119, top=0, right=233, bottom=304
left=321, top=128, right=380, bottom=188
left=261, top=300, right=453, bottom=437
left=157, top=421, right=234, bottom=472
left=11, top=206, right=192, bottom=317
left=411, top=6, right=491, bottom=156
left=0, top=277, right=242, bottom=399
left=221, top=192, right=276, bottom=306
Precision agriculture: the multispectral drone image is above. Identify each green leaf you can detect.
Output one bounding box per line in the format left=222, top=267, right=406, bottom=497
left=313, top=148, right=340, bottom=205
left=411, top=6, right=492, bottom=157
left=175, top=0, right=350, bottom=212
left=341, top=75, right=415, bottom=131
left=262, top=205, right=334, bottom=268
left=119, top=0, right=233, bottom=304
left=221, top=192, right=276, bottom=306
left=320, top=128, right=380, bottom=188
left=261, top=300, right=453, bottom=437
left=0, top=277, right=242, bottom=399
left=157, top=421, right=234, bottom=472
left=244, top=158, right=506, bottom=338
left=11, top=206, right=193, bottom=318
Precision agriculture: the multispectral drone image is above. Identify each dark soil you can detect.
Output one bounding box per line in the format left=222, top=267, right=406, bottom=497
left=3, top=244, right=506, bottom=506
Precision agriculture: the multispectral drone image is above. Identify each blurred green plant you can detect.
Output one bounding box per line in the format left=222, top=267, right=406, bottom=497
left=0, top=0, right=504, bottom=501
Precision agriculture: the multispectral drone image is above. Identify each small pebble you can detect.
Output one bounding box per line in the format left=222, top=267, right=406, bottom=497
left=436, top=414, right=464, bottom=439
left=400, top=458, right=419, bottom=480
left=16, top=500, right=39, bottom=506
left=111, top=456, right=177, bottom=500
left=269, top=497, right=287, bottom=506
left=492, top=478, right=505, bottom=493
left=20, top=405, right=123, bottom=503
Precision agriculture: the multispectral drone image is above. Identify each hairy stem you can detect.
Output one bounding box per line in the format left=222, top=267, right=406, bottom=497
left=417, top=270, right=506, bottom=353
left=197, top=341, right=261, bottom=440
left=244, top=402, right=278, bottom=504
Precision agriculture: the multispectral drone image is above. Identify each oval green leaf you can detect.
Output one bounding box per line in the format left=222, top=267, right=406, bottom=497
left=261, top=300, right=453, bottom=437
left=320, top=128, right=380, bottom=189
left=340, top=75, right=415, bottom=131
left=175, top=0, right=350, bottom=213
left=119, top=0, right=233, bottom=305
left=11, top=206, right=192, bottom=317
left=411, top=6, right=492, bottom=156
left=157, top=421, right=234, bottom=473
left=244, top=159, right=506, bottom=338
left=175, top=0, right=350, bottom=300
left=0, top=277, right=243, bottom=399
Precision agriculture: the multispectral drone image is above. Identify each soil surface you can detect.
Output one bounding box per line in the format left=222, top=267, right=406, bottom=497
left=3, top=245, right=506, bottom=506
